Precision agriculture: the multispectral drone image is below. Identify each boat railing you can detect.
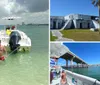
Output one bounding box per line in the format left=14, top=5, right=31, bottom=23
left=66, top=70, right=100, bottom=85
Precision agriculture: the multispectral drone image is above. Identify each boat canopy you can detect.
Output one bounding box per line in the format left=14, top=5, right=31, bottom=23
left=2, top=17, right=21, bottom=20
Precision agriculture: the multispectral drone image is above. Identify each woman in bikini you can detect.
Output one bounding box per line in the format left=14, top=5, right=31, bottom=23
left=0, top=40, right=7, bottom=61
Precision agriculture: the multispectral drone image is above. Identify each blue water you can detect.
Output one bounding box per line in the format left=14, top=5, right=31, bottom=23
left=67, top=66, right=100, bottom=80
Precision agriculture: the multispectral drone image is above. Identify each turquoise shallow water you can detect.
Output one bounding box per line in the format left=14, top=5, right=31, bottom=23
left=0, top=25, right=48, bottom=85
left=67, top=66, right=100, bottom=81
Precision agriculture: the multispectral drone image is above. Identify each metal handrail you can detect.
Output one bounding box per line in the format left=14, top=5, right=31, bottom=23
left=66, top=70, right=100, bottom=85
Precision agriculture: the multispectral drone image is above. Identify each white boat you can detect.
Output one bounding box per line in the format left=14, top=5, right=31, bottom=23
left=50, top=66, right=100, bottom=85
left=0, top=17, right=31, bottom=52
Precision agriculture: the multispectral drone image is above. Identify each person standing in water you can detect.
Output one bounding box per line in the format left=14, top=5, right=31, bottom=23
left=0, top=40, right=7, bottom=61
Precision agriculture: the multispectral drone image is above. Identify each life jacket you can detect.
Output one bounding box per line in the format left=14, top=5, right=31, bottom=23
left=6, top=29, right=12, bottom=35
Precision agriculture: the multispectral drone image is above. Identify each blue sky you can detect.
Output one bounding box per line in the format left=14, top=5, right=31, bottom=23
left=57, top=43, right=100, bottom=66
left=50, top=0, right=98, bottom=16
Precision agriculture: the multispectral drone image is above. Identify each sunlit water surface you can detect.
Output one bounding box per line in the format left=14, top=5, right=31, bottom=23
left=0, top=25, right=48, bottom=85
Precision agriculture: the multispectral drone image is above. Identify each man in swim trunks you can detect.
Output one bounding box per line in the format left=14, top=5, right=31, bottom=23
left=0, top=40, right=7, bottom=61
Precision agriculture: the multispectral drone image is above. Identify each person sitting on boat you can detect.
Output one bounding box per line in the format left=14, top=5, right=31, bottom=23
left=11, top=26, right=15, bottom=30
left=6, top=26, right=12, bottom=35
left=6, top=26, right=10, bottom=30
left=60, top=70, right=67, bottom=85
left=0, top=40, right=7, bottom=61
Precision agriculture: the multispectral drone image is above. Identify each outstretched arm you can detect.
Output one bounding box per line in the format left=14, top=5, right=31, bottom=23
left=3, top=46, right=7, bottom=58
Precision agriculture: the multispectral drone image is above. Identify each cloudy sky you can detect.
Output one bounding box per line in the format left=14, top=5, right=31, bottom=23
left=0, top=0, right=49, bottom=24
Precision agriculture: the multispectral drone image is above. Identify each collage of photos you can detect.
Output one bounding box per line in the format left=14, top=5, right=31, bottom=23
left=50, top=0, right=100, bottom=85
left=0, top=0, right=100, bottom=85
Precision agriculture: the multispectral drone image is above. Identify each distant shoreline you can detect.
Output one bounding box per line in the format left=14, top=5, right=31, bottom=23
left=0, top=24, right=49, bottom=26
left=23, top=24, right=49, bottom=26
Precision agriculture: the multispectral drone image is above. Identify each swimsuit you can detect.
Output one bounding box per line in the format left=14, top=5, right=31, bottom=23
left=0, top=56, right=5, bottom=61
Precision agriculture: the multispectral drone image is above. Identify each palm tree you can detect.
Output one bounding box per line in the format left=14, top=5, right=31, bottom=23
left=92, top=0, right=100, bottom=33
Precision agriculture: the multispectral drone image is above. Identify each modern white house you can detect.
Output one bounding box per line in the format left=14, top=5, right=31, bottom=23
left=50, top=14, right=100, bottom=29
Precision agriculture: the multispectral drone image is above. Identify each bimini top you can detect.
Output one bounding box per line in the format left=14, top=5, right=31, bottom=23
left=2, top=16, right=21, bottom=20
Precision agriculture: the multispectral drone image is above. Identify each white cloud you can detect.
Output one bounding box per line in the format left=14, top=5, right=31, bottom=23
left=20, top=10, right=49, bottom=24
left=0, top=0, right=49, bottom=24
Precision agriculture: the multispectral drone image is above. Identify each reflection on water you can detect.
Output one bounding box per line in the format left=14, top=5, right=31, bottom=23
left=0, top=25, right=48, bottom=85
